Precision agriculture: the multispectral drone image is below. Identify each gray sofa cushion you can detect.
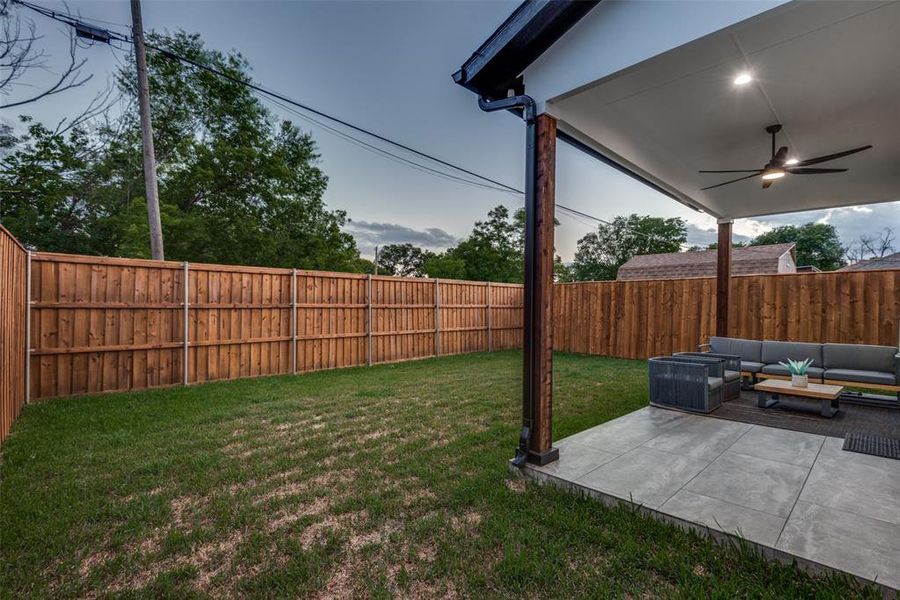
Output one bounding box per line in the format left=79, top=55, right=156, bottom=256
left=761, top=364, right=825, bottom=379
left=707, top=377, right=723, bottom=390
left=724, top=370, right=740, bottom=382
left=761, top=340, right=824, bottom=368
left=823, top=368, right=897, bottom=386
left=741, top=361, right=765, bottom=373
left=709, top=336, right=762, bottom=363
left=823, top=343, right=897, bottom=374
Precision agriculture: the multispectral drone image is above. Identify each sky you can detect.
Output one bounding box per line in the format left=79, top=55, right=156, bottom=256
left=3, top=0, right=898, bottom=262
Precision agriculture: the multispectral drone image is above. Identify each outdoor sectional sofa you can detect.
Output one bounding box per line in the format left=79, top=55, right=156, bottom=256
left=700, top=336, right=900, bottom=400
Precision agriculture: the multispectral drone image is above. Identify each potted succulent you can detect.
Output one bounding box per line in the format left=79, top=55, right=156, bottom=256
left=779, top=358, right=814, bottom=388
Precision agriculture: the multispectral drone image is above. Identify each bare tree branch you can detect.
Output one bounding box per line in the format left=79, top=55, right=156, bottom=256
left=0, top=0, right=93, bottom=109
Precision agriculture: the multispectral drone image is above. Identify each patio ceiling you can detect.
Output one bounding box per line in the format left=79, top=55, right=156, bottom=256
left=546, top=0, right=900, bottom=219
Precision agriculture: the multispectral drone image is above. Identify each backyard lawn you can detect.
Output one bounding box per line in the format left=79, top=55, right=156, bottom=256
left=0, top=351, right=877, bottom=598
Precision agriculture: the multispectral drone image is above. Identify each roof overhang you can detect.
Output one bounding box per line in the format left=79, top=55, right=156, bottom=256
left=543, top=1, right=900, bottom=219
left=452, top=0, right=599, bottom=101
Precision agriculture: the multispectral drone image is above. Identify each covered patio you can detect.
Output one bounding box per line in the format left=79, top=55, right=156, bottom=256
left=455, top=0, right=900, bottom=592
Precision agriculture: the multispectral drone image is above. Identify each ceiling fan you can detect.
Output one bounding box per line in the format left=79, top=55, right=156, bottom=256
left=699, top=124, right=871, bottom=190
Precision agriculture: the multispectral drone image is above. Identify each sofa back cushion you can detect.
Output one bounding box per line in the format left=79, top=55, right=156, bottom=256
left=823, top=343, right=897, bottom=373
left=761, top=340, right=823, bottom=368
left=709, top=336, right=762, bottom=363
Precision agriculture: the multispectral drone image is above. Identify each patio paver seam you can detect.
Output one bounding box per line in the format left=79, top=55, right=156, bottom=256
left=774, top=436, right=827, bottom=547
left=653, top=421, right=757, bottom=510
left=657, top=487, right=789, bottom=532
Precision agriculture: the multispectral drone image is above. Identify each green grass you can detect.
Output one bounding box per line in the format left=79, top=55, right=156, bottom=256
left=0, top=351, right=876, bottom=598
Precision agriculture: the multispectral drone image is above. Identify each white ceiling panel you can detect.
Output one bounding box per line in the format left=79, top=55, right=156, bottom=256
left=551, top=1, right=900, bottom=219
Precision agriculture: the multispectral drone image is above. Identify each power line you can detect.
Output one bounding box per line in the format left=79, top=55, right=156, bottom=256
left=12, top=0, right=667, bottom=242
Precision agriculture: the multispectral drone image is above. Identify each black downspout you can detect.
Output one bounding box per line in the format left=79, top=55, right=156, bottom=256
left=477, top=95, right=536, bottom=468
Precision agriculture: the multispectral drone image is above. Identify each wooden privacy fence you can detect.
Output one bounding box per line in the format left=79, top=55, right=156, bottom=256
left=1, top=226, right=27, bottom=443
left=26, top=253, right=523, bottom=401
left=553, top=270, right=899, bottom=359
left=1, top=239, right=897, bottom=420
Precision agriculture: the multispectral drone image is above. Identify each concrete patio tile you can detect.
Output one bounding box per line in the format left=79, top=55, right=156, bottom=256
left=798, top=436, right=900, bottom=525
left=532, top=440, right=619, bottom=481
left=778, top=501, right=900, bottom=591
left=557, top=407, right=692, bottom=455
left=575, top=446, right=709, bottom=509
left=642, top=416, right=752, bottom=459
left=724, top=425, right=825, bottom=468
left=660, top=489, right=785, bottom=546
left=686, top=451, right=809, bottom=518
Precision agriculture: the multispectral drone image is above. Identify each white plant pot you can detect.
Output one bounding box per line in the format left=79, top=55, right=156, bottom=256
left=791, top=374, right=808, bottom=388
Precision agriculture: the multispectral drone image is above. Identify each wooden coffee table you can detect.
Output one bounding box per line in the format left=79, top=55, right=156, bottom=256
left=754, top=378, right=844, bottom=418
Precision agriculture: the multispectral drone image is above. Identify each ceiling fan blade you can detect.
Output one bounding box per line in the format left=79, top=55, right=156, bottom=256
left=796, top=145, right=872, bottom=166
left=698, top=169, right=762, bottom=173
left=787, top=168, right=848, bottom=174
left=700, top=173, right=759, bottom=190
left=774, top=146, right=788, bottom=163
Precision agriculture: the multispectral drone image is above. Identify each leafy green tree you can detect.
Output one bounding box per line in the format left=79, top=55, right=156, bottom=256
left=571, top=214, right=687, bottom=281
left=424, top=206, right=522, bottom=282
left=376, top=243, right=433, bottom=277
left=750, top=223, right=845, bottom=271
left=1, top=31, right=363, bottom=271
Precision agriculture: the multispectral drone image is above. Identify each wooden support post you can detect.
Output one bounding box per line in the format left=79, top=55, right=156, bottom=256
left=24, top=251, right=31, bottom=404
left=716, top=220, right=732, bottom=338
left=486, top=281, right=492, bottom=352
left=434, top=278, right=441, bottom=357
left=182, top=261, right=189, bottom=385
left=366, top=274, right=373, bottom=366
left=291, top=269, right=297, bottom=374
left=524, top=113, right=558, bottom=465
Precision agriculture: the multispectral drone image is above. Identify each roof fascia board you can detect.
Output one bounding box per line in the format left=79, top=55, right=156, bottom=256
left=453, top=0, right=599, bottom=100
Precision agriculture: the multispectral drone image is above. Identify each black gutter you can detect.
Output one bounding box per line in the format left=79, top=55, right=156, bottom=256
left=454, top=0, right=599, bottom=101
left=476, top=95, right=537, bottom=468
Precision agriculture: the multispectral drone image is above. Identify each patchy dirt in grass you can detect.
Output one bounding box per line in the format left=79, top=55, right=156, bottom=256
left=505, top=477, right=527, bottom=493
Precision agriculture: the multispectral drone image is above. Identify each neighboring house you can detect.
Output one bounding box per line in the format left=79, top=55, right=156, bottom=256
left=795, top=265, right=821, bottom=273
left=616, top=243, right=796, bottom=281
left=838, top=251, right=900, bottom=272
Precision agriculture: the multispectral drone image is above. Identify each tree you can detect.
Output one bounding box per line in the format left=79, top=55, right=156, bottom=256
left=845, top=227, right=895, bottom=263
left=424, top=205, right=523, bottom=282
left=376, top=243, right=433, bottom=277
left=570, top=214, right=687, bottom=281
left=749, top=223, right=845, bottom=271
left=1, top=31, right=364, bottom=271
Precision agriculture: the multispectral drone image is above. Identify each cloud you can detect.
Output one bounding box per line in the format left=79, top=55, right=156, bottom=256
left=345, top=220, right=458, bottom=256
left=685, top=223, right=752, bottom=248
left=745, top=202, right=900, bottom=246
left=682, top=201, right=899, bottom=248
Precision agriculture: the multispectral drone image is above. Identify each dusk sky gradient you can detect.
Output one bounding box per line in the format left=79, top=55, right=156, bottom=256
left=4, top=0, right=898, bottom=261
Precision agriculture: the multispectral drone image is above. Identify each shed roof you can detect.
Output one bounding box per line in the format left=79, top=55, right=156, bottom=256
left=617, top=243, right=794, bottom=281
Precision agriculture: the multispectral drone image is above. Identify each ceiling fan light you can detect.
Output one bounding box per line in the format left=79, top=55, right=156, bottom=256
left=733, top=72, right=753, bottom=85
left=785, top=158, right=799, bottom=165
left=761, top=169, right=786, bottom=181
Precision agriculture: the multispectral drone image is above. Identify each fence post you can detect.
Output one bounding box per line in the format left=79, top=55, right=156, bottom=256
left=434, top=278, right=441, bottom=357
left=366, top=274, right=373, bottom=366
left=182, top=261, right=189, bottom=386
left=486, top=281, right=492, bottom=352
left=291, top=268, right=297, bottom=374
left=24, top=251, right=31, bottom=404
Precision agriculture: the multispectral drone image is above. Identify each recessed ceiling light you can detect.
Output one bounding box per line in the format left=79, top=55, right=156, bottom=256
left=785, top=158, right=799, bottom=165
left=734, top=73, right=753, bottom=85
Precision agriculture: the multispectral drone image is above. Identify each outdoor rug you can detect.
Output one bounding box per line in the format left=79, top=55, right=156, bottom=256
left=842, top=432, right=900, bottom=460
left=711, top=392, right=900, bottom=439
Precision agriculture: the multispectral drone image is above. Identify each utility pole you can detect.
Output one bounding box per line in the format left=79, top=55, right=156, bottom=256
left=373, top=245, right=379, bottom=275
left=130, top=0, right=164, bottom=260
